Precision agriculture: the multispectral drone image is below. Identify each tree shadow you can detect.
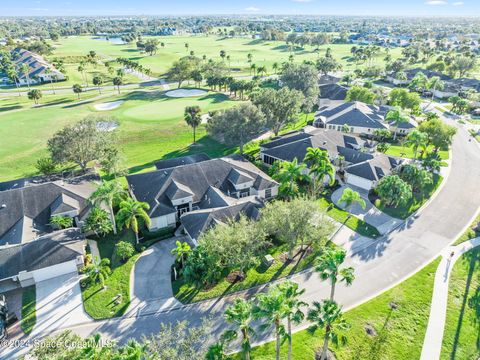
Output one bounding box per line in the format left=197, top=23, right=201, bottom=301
left=0, top=105, right=22, bottom=112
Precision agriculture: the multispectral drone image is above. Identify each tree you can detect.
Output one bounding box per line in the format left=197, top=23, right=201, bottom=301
left=375, top=175, right=413, bottom=207
left=72, top=83, right=82, bottom=99
left=450, top=55, right=476, bottom=77
left=260, top=198, right=334, bottom=260
left=27, top=89, right=42, bottom=104
left=47, top=117, right=114, bottom=171
left=385, top=108, right=409, bottom=141
left=316, top=56, right=342, bottom=75
left=144, top=39, right=159, bottom=55
left=83, top=257, right=111, bottom=287
left=115, top=241, right=136, bottom=262
left=207, top=103, right=265, bottom=154
left=21, top=63, right=31, bottom=88
left=405, top=130, right=428, bottom=160
left=449, top=96, right=470, bottom=115
left=280, top=62, right=319, bottom=112
left=253, top=287, right=288, bottom=360
left=92, top=75, right=103, bottom=94
left=315, top=245, right=355, bottom=301
left=100, top=146, right=127, bottom=178
left=171, top=240, right=191, bottom=269
left=388, top=88, right=421, bottom=114
left=49, top=215, right=73, bottom=229
left=307, top=300, right=350, bottom=360
left=345, top=86, right=376, bottom=104
left=418, top=117, right=457, bottom=151
left=409, top=72, right=428, bottom=92
left=252, top=87, right=304, bottom=136
left=168, top=57, right=197, bottom=88
left=338, top=188, right=366, bottom=219
left=428, top=76, right=444, bottom=102
left=184, top=106, right=202, bottom=143
left=44, top=68, right=56, bottom=94
left=398, top=164, right=433, bottom=193
left=113, top=76, right=123, bottom=94
left=83, top=207, right=113, bottom=237
left=36, top=156, right=56, bottom=175
left=277, top=281, right=306, bottom=360
left=223, top=299, right=255, bottom=360
left=116, top=199, right=151, bottom=244
left=272, top=158, right=308, bottom=199
left=304, top=148, right=335, bottom=195
left=6, top=67, right=21, bottom=96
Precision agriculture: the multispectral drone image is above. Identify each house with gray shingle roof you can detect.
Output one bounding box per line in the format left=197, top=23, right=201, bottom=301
left=126, top=155, right=278, bottom=240
left=11, top=48, right=65, bottom=86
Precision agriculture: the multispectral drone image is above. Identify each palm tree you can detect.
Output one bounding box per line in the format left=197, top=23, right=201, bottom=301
left=315, top=246, right=355, bottom=301
left=223, top=299, right=255, bottom=360
left=253, top=288, right=287, bottom=360
left=89, top=180, right=127, bottom=235
left=272, top=62, right=279, bottom=74
left=257, top=65, right=267, bottom=77
left=184, top=105, right=202, bottom=143
left=72, top=83, right=82, bottom=99
left=274, top=159, right=309, bottom=199
left=338, top=188, right=366, bottom=219
left=171, top=240, right=191, bottom=269
left=307, top=300, right=350, bottom=360
left=44, top=68, right=56, bottom=94
left=185, top=42, right=189, bottom=52
left=92, top=75, right=103, bottom=94
left=117, top=339, right=147, bottom=359
left=250, top=63, right=256, bottom=76
left=304, top=148, right=335, bottom=196
left=27, top=89, right=42, bottom=104
left=113, top=76, right=123, bottom=94
left=427, top=76, right=444, bottom=104
left=277, top=281, right=307, bottom=360
left=83, top=257, right=111, bottom=288
left=116, top=198, right=151, bottom=244
left=82, top=207, right=113, bottom=237
left=405, top=130, right=428, bottom=160
left=78, top=62, right=88, bottom=87
left=385, top=108, right=408, bottom=141
left=220, top=50, right=226, bottom=61
left=21, top=63, right=31, bottom=89
left=6, top=67, right=21, bottom=97
left=247, top=53, right=253, bottom=63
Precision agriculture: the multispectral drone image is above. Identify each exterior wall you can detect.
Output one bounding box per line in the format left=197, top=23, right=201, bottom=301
left=345, top=173, right=374, bottom=190
left=433, top=89, right=458, bottom=99
left=386, top=76, right=409, bottom=86
left=256, top=186, right=279, bottom=199
left=32, top=260, right=78, bottom=283
left=54, top=209, right=79, bottom=218
left=149, top=213, right=177, bottom=231
left=318, top=99, right=345, bottom=108
left=171, top=196, right=193, bottom=207
left=325, top=124, right=379, bottom=135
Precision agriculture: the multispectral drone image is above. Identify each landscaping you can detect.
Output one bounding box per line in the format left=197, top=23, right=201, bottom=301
left=441, top=248, right=480, bottom=359
left=453, top=214, right=480, bottom=246
left=385, top=144, right=449, bottom=160
left=245, top=258, right=440, bottom=360
left=372, top=174, right=443, bottom=219
left=21, top=286, right=36, bottom=334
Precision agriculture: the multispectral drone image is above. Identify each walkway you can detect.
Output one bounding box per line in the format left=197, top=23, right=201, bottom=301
left=420, top=237, right=480, bottom=360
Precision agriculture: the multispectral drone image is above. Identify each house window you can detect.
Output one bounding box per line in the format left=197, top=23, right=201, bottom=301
left=176, top=203, right=190, bottom=218
left=239, top=189, right=250, bottom=198
left=265, top=188, right=272, bottom=199
left=263, top=155, right=277, bottom=166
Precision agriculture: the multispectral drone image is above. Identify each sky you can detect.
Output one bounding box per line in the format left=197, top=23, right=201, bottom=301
left=1, top=0, right=479, bottom=17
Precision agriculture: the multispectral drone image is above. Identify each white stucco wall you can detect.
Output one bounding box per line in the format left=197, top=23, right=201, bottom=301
left=346, top=173, right=374, bottom=190
left=150, top=212, right=176, bottom=230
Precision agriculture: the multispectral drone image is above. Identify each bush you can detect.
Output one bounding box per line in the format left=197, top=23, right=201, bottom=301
left=115, top=241, right=136, bottom=262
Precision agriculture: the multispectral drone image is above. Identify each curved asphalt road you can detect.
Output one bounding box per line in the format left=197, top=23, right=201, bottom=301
left=3, top=116, right=480, bottom=358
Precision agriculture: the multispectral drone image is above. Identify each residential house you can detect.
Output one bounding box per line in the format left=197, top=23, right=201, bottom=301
left=11, top=48, right=66, bottom=86
left=126, top=155, right=278, bottom=242
left=386, top=68, right=451, bottom=86
left=318, top=83, right=348, bottom=108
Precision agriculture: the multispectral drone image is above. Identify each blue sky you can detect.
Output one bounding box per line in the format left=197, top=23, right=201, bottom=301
left=2, top=0, right=478, bottom=17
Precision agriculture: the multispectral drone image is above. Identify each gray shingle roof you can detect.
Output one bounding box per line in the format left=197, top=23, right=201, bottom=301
left=319, top=83, right=348, bottom=101
left=155, top=153, right=211, bottom=170
left=316, top=102, right=388, bottom=129
left=346, top=156, right=402, bottom=181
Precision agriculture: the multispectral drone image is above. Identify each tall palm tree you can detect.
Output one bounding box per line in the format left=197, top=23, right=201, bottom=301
left=272, top=62, right=279, bottom=74
left=307, top=300, right=350, bottom=360
left=89, top=181, right=126, bottom=235
left=21, top=63, right=31, bottom=89
left=304, top=148, right=335, bottom=196
left=6, top=67, right=21, bottom=97
left=405, top=130, right=428, bottom=160
left=338, top=188, right=366, bottom=219
left=250, top=63, right=256, bottom=76
left=385, top=108, right=408, bottom=141
left=277, top=281, right=307, bottom=360
left=428, top=76, right=444, bottom=103
left=253, top=288, right=287, bottom=360
left=315, top=246, right=355, bottom=301
left=83, top=257, right=111, bottom=288
left=274, top=159, right=309, bottom=199
left=170, top=240, right=191, bottom=269
left=184, top=105, right=202, bottom=143
left=223, top=299, right=255, bottom=360
left=44, top=68, right=56, bottom=94
left=116, top=199, right=151, bottom=244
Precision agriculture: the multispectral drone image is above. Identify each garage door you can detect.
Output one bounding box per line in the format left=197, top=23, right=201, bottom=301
left=346, top=174, right=373, bottom=191
left=32, top=260, right=78, bottom=283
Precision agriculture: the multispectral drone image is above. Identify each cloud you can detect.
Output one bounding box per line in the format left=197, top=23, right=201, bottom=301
left=245, top=6, right=260, bottom=11
left=426, top=0, right=447, bottom=4
left=453, top=1, right=464, bottom=5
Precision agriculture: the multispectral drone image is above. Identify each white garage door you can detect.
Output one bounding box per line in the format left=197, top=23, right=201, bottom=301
left=346, top=174, right=373, bottom=191
left=32, top=260, right=78, bottom=283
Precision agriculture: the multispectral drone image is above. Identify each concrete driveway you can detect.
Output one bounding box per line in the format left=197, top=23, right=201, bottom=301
left=30, top=272, right=91, bottom=337
left=331, top=185, right=403, bottom=235
left=127, top=238, right=183, bottom=316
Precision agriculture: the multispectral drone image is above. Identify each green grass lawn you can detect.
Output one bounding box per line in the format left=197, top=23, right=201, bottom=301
left=0, top=89, right=237, bottom=182
left=81, top=231, right=138, bottom=319
left=374, top=174, right=443, bottom=220
left=21, top=286, right=36, bottom=335
left=245, top=258, right=440, bottom=360
left=318, top=197, right=380, bottom=238
left=385, top=144, right=449, bottom=160
left=441, top=249, right=480, bottom=359
left=453, top=214, right=480, bottom=246
left=173, top=243, right=323, bottom=304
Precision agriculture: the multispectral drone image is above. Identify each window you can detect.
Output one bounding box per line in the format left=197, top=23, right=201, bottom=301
left=265, top=188, right=272, bottom=199
left=239, top=189, right=250, bottom=198
left=176, top=203, right=190, bottom=218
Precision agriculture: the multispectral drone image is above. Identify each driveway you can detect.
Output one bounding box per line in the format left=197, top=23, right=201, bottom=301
left=331, top=185, right=403, bottom=235
left=30, top=272, right=91, bottom=337
left=127, top=238, right=182, bottom=317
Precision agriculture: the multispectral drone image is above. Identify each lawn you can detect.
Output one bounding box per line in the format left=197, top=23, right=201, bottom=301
left=81, top=231, right=139, bottom=319
left=318, top=197, right=380, bottom=238
left=453, top=214, right=480, bottom=246
left=0, top=89, right=237, bottom=182
left=441, top=249, right=480, bottom=359
left=373, top=174, right=443, bottom=220
left=245, top=258, right=440, bottom=360
left=385, top=144, right=449, bottom=160
left=173, top=242, right=323, bottom=304
left=21, top=286, right=36, bottom=335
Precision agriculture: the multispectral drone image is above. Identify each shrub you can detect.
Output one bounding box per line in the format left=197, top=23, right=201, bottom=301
left=115, top=241, right=136, bottom=262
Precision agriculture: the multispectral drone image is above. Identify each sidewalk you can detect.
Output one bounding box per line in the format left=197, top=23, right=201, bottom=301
left=420, top=237, right=480, bottom=360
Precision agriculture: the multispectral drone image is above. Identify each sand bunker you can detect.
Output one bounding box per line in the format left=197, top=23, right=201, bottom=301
left=94, top=100, right=124, bottom=111
left=165, top=89, right=207, bottom=98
